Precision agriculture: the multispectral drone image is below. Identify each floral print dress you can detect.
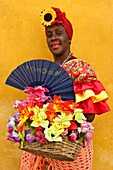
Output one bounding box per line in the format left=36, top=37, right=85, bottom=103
left=20, top=59, right=110, bottom=170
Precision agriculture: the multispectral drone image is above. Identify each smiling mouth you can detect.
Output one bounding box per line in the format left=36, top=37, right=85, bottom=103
left=51, top=42, right=60, bottom=49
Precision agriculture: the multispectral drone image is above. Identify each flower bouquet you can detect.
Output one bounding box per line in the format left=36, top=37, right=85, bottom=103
left=6, top=86, right=94, bottom=161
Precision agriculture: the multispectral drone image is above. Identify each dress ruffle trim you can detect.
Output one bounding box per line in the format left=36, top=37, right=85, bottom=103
left=77, top=98, right=110, bottom=115
left=76, top=89, right=108, bottom=103
left=74, top=80, right=110, bottom=114
left=74, top=80, right=105, bottom=94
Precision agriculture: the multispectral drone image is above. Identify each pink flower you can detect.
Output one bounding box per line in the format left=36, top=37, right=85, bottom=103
left=86, top=132, right=92, bottom=141
left=13, top=100, right=22, bottom=108
left=24, top=86, right=51, bottom=103
left=69, top=133, right=77, bottom=142
left=13, top=100, right=28, bottom=108
left=81, top=124, right=89, bottom=133
left=35, top=130, right=48, bottom=144
left=81, top=121, right=94, bottom=133
left=87, top=122, right=94, bottom=131
left=7, top=126, right=13, bottom=133
left=24, top=86, right=49, bottom=94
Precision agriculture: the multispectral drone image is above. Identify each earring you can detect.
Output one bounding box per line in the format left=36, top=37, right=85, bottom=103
left=69, top=40, right=71, bottom=44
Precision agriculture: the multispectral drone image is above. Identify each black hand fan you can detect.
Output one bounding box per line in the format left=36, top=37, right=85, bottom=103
left=5, top=59, right=75, bottom=101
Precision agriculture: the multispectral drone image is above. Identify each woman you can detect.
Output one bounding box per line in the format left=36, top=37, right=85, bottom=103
left=20, top=7, right=110, bottom=170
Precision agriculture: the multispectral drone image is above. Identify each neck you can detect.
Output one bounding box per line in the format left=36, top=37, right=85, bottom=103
left=53, top=50, right=71, bottom=65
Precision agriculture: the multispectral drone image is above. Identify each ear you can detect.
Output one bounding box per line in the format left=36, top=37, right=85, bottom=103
left=69, top=40, right=71, bottom=45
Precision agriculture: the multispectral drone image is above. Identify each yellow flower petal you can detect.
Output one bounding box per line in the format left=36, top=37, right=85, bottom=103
left=31, top=119, right=49, bottom=128
left=74, top=109, right=83, bottom=114
left=40, top=8, right=57, bottom=26
left=44, top=127, right=62, bottom=142
left=30, top=107, right=49, bottom=128
left=53, top=112, right=73, bottom=129
left=74, top=109, right=85, bottom=124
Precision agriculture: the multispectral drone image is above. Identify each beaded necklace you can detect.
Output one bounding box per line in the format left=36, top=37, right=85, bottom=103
left=61, top=53, right=73, bottom=66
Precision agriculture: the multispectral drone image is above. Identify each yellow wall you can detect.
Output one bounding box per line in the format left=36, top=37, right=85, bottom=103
left=0, top=0, right=113, bottom=169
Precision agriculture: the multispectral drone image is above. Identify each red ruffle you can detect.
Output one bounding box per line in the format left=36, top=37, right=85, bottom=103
left=62, top=59, right=110, bottom=114
left=74, top=80, right=105, bottom=95
left=77, top=98, right=110, bottom=115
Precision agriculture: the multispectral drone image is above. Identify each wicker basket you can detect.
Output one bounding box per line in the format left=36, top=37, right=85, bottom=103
left=20, top=137, right=83, bottom=161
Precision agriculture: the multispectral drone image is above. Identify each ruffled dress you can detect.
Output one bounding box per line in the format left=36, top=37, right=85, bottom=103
left=20, top=59, right=110, bottom=170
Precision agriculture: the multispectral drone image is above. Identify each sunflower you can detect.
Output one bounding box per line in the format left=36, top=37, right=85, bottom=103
left=40, top=8, right=57, bottom=26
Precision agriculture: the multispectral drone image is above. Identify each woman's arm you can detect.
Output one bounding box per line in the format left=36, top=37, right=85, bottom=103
left=84, top=114, right=95, bottom=122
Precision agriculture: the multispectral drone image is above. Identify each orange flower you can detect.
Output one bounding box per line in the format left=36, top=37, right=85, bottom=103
left=46, top=111, right=58, bottom=122
left=68, top=120, right=78, bottom=130
left=53, top=95, right=62, bottom=103
left=18, top=108, right=34, bottom=120
left=48, top=95, right=78, bottom=114
left=18, top=123, right=24, bottom=132
left=18, top=104, right=26, bottom=113
left=47, top=103, right=55, bottom=113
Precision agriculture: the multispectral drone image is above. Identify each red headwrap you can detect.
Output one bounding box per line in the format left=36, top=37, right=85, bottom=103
left=51, top=7, right=73, bottom=40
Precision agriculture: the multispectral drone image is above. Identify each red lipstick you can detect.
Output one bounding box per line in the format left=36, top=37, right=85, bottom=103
left=51, top=42, right=60, bottom=49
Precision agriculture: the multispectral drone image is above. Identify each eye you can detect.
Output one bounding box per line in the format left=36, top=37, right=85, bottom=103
left=56, top=31, right=62, bottom=36
left=46, top=31, right=52, bottom=38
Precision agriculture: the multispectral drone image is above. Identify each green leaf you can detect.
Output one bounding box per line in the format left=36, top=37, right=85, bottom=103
left=3, top=131, right=8, bottom=136
left=31, top=127, right=36, bottom=134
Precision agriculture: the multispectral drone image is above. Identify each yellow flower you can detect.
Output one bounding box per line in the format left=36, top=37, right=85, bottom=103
left=74, top=108, right=83, bottom=114
left=31, top=106, right=49, bottom=128
left=40, top=8, right=57, bottom=26
left=74, top=109, right=85, bottom=124
left=41, top=103, right=48, bottom=112
left=53, top=112, right=73, bottom=130
left=44, top=126, right=63, bottom=142
left=44, top=112, right=73, bottom=142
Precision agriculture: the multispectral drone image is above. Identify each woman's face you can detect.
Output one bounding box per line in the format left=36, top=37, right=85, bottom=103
left=45, top=24, right=70, bottom=57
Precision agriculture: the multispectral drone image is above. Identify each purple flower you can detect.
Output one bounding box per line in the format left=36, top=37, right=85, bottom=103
left=25, top=128, right=31, bottom=135
left=12, top=131, right=18, bottom=138
left=14, top=137, right=20, bottom=142
left=69, top=133, right=77, bottom=142
left=7, top=131, right=20, bottom=142
left=7, top=135, right=15, bottom=142
left=7, top=117, right=16, bottom=133
left=6, top=121, right=15, bottom=132
left=8, top=117, right=15, bottom=123
left=14, top=112, right=19, bottom=120
left=26, top=134, right=35, bottom=143
left=6, top=123, right=12, bottom=129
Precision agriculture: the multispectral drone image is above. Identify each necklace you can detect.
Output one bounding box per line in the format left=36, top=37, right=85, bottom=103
left=61, top=53, right=73, bottom=66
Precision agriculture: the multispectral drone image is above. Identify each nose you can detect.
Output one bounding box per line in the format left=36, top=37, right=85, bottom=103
left=51, top=33, right=57, bottom=41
